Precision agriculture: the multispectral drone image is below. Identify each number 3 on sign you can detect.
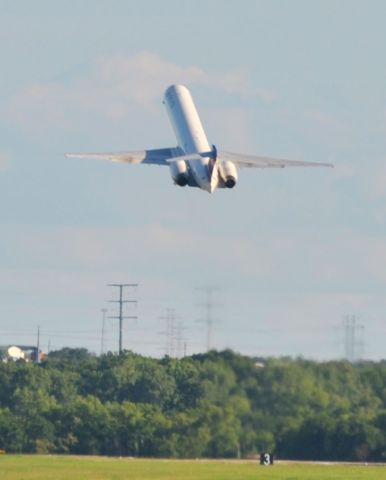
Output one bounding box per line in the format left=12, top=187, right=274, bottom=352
left=260, top=453, right=273, bottom=465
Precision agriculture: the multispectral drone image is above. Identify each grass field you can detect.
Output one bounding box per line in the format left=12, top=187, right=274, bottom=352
left=1, top=455, right=386, bottom=480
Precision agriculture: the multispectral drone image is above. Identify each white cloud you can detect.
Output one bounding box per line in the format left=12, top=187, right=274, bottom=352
left=6, top=51, right=275, bottom=133
left=95, top=52, right=275, bottom=105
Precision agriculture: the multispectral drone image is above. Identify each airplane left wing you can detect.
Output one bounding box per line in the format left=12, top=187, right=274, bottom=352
left=65, top=147, right=178, bottom=166
left=219, top=151, right=333, bottom=169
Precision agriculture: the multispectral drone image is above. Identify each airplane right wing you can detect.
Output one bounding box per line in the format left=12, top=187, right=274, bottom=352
left=219, top=151, right=334, bottom=169
left=65, top=147, right=179, bottom=166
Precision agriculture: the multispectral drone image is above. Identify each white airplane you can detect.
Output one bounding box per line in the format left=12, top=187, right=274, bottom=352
left=66, top=84, right=333, bottom=193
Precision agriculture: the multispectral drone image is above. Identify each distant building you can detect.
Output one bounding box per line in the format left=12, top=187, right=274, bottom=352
left=0, top=345, right=44, bottom=363
left=255, top=362, right=265, bottom=368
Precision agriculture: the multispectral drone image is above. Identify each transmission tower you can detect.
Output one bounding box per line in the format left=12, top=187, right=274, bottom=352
left=160, top=308, right=174, bottom=356
left=108, top=283, right=138, bottom=354
left=159, top=308, right=186, bottom=357
left=175, top=320, right=186, bottom=358
left=343, top=315, right=364, bottom=362
left=196, top=286, right=221, bottom=351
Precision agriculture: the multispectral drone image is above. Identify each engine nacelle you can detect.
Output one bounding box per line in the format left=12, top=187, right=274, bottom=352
left=219, top=160, right=238, bottom=188
left=169, top=160, right=189, bottom=186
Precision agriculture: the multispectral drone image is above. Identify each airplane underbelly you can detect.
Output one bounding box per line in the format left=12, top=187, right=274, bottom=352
left=189, top=159, right=210, bottom=190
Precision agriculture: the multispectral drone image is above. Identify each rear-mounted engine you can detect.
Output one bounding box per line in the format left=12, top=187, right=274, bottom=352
left=169, top=160, right=189, bottom=186
left=219, top=160, right=238, bottom=188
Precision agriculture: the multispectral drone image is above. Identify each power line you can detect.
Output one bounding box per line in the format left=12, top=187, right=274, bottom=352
left=107, top=283, right=138, bottom=354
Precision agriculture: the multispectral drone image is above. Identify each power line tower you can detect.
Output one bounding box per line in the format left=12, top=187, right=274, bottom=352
left=343, top=315, right=364, bottom=362
left=159, top=308, right=186, bottom=358
left=175, top=320, right=186, bottom=358
left=159, top=308, right=177, bottom=357
left=108, top=283, right=138, bottom=354
left=196, top=286, right=221, bottom=352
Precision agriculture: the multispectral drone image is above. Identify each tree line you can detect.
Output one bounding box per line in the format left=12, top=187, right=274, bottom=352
left=0, top=348, right=386, bottom=460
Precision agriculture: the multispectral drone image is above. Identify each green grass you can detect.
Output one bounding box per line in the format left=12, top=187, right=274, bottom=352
left=0, top=456, right=386, bottom=480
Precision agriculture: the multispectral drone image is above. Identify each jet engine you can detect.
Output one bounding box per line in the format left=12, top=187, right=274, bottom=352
left=219, top=160, right=238, bottom=188
left=169, top=160, right=189, bottom=186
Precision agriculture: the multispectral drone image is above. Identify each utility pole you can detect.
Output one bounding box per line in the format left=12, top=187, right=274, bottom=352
left=108, top=283, right=138, bottom=354
left=196, top=286, right=221, bottom=351
left=36, top=325, right=40, bottom=364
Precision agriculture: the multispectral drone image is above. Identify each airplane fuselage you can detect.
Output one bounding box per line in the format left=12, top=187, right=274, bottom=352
left=163, top=85, right=218, bottom=193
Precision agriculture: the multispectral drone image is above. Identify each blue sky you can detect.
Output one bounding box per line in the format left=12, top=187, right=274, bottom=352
left=1, top=0, right=386, bottom=359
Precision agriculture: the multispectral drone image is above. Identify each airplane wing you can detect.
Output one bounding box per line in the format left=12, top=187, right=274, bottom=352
left=219, top=151, right=333, bottom=169
left=65, top=147, right=178, bottom=166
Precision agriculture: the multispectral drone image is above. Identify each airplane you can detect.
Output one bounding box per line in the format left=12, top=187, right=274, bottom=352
left=66, top=84, right=333, bottom=193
